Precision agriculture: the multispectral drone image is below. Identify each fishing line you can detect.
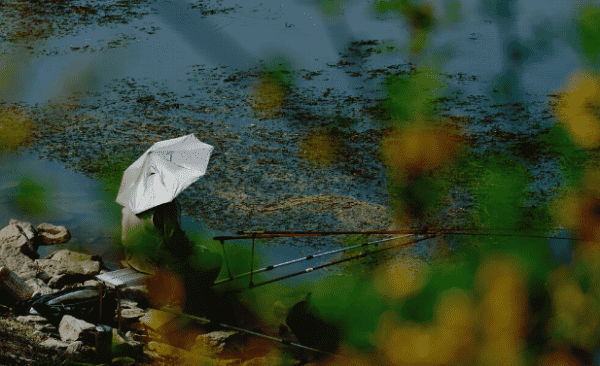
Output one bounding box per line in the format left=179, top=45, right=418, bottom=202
left=158, top=306, right=347, bottom=359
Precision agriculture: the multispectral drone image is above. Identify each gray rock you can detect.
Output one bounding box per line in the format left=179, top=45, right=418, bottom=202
left=0, top=221, right=38, bottom=259
left=121, top=307, right=146, bottom=322
left=16, top=315, right=49, bottom=325
left=124, top=331, right=137, bottom=342
left=112, top=328, right=144, bottom=357
left=9, top=219, right=37, bottom=241
left=35, top=323, right=58, bottom=334
left=47, top=273, right=90, bottom=288
left=65, top=340, right=84, bottom=355
left=59, top=315, right=96, bottom=345
left=120, top=299, right=146, bottom=322
left=65, top=340, right=96, bottom=360
left=193, top=330, right=241, bottom=357
left=83, top=279, right=100, bottom=287
left=36, top=223, right=71, bottom=245
left=112, top=328, right=126, bottom=344
left=31, top=330, right=47, bottom=339
left=39, top=337, right=70, bottom=350
left=25, top=277, right=55, bottom=296
left=35, top=250, right=102, bottom=288
left=0, top=243, right=40, bottom=282
left=45, top=249, right=92, bottom=263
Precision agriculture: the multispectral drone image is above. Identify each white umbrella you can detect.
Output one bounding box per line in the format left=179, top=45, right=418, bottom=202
left=116, top=134, right=213, bottom=214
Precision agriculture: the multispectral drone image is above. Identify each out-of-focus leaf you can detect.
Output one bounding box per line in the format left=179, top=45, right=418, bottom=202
left=8, top=175, right=55, bottom=216
left=398, top=259, right=474, bottom=323
left=375, top=0, right=435, bottom=31
left=319, top=0, right=355, bottom=16
left=472, top=156, right=529, bottom=231
left=577, top=4, right=600, bottom=67
left=444, top=0, right=462, bottom=24
left=261, top=55, right=295, bottom=91
left=379, top=68, right=447, bottom=124
left=538, top=124, right=588, bottom=184
left=0, top=107, right=30, bottom=151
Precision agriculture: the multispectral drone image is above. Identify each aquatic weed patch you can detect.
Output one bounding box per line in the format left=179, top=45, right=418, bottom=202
left=0, top=0, right=154, bottom=45
left=189, top=0, right=241, bottom=17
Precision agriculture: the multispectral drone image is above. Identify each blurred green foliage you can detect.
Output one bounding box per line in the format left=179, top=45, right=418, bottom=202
left=538, top=124, right=590, bottom=184
left=377, top=68, right=447, bottom=125
left=444, top=0, right=462, bottom=24
left=7, top=174, right=56, bottom=217
left=6, top=0, right=600, bottom=364
left=284, top=1, right=600, bottom=364
left=260, top=55, right=296, bottom=94
left=576, top=3, right=600, bottom=69
left=318, top=0, right=354, bottom=16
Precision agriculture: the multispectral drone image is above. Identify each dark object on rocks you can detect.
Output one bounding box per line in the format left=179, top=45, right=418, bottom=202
left=14, top=286, right=117, bottom=327
left=96, top=324, right=113, bottom=361
left=36, top=223, right=71, bottom=245
left=0, top=266, right=34, bottom=300
left=285, top=292, right=342, bottom=354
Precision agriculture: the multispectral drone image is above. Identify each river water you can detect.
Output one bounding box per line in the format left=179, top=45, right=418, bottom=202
left=0, top=0, right=582, bottom=293
left=1, top=0, right=581, bottom=104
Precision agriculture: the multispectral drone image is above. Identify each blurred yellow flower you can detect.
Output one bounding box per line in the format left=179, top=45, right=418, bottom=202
left=0, top=107, right=30, bottom=151
left=556, top=70, right=600, bottom=149
left=373, top=255, right=429, bottom=301
left=248, top=75, right=285, bottom=118
left=548, top=267, right=600, bottom=350
left=381, top=124, right=462, bottom=177
left=300, top=129, right=341, bottom=164
left=552, top=169, right=600, bottom=254
left=384, top=323, right=435, bottom=364
left=476, top=258, right=528, bottom=366
left=435, top=288, right=475, bottom=329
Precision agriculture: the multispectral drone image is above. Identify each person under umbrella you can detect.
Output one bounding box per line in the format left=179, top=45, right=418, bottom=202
left=116, top=134, right=222, bottom=314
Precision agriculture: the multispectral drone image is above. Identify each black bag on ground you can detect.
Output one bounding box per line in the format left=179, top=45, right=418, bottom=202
left=14, top=286, right=117, bottom=327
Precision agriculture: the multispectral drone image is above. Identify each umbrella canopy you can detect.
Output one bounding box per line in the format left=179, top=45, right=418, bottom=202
left=116, top=134, right=213, bottom=214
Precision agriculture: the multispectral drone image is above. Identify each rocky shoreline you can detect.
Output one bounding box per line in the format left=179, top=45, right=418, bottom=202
left=0, top=219, right=309, bottom=366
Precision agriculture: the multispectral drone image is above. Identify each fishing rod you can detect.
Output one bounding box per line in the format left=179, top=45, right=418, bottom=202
left=226, top=235, right=436, bottom=291
left=158, top=306, right=347, bottom=359
left=215, top=227, right=436, bottom=241
left=215, top=227, right=575, bottom=240
left=214, top=228, right=573, bottom=287
left=212, top=234, right=414, bottom=286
